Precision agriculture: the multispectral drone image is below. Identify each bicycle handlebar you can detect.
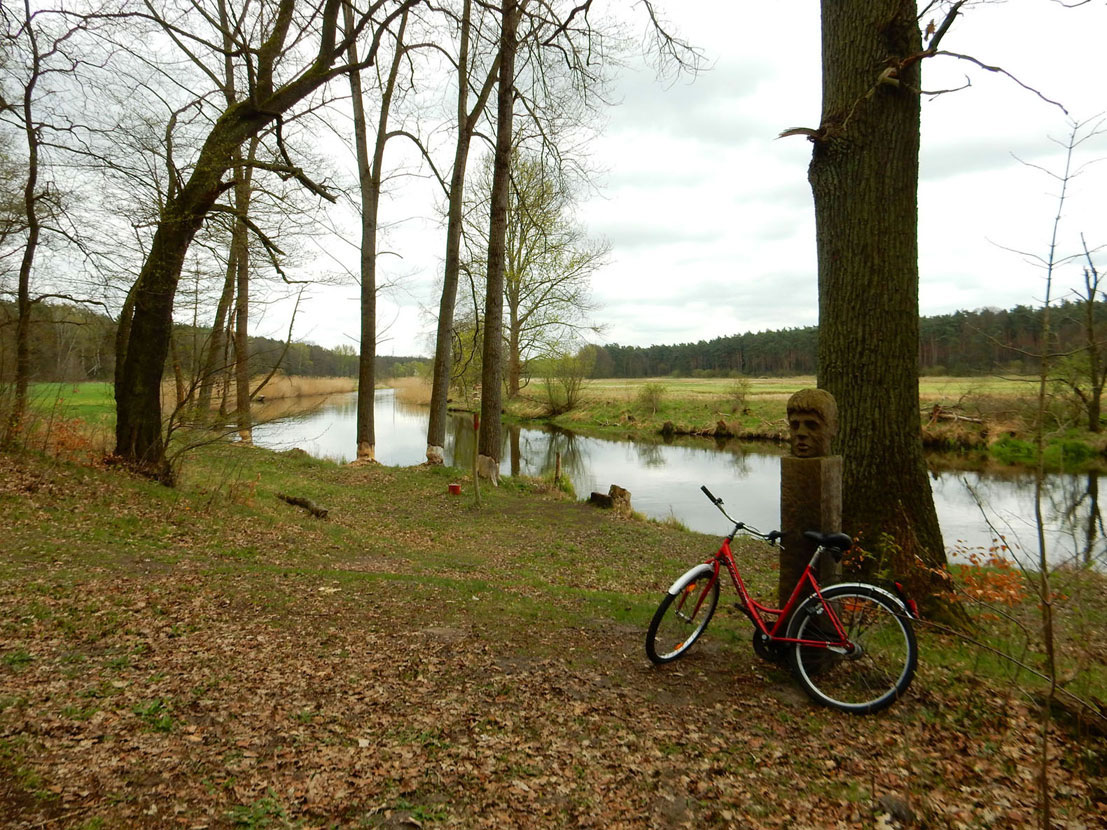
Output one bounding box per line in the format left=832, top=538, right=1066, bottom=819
left=701, top=484, right=780, bottom=545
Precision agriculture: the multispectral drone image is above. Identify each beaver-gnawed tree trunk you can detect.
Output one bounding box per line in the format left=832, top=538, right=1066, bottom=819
left=809, top=0, right=954, bottom=614
left=475, top=0, right=518, bottom=481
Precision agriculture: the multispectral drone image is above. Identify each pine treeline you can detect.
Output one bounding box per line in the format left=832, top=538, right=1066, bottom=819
left=0, top=303, right=424, bottom=384
left=5, top=299, right=1103, bottom=385
left=592, top=302, right=1104, bottom=379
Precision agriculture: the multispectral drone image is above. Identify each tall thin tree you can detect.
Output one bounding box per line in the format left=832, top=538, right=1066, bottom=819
left=425, top=0, right=500, bottom=465
left=475, top=0, right=519, bottom=482
left=345, top=4, right=409, bottom=462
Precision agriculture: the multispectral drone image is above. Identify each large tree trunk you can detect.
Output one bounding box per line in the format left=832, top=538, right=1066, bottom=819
left=115, top=188, right=215, bottom=481
left=476, top=0, right=518, bottom=482
left=809, top=0, right=950, bottom=609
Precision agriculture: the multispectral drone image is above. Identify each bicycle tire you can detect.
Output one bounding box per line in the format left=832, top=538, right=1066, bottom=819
left=786, top=583, right=917, bottom=714
left=645, top=568, right=720, bottom=664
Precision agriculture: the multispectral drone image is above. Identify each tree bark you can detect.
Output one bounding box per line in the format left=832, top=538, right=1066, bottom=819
left=809, top=0, right=949, bottom=607
left=476, top=0, right=518, bottom=479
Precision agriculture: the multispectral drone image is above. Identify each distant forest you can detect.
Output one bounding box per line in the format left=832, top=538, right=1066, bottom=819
left=0, top=303, right=425, bottom=384
left=3, top=300, right=1104, bottom=384
left=589, top=302, right=1106, bottom=379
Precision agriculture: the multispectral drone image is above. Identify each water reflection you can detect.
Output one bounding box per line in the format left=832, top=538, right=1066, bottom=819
left=250, top=390, right=1105, bottom=570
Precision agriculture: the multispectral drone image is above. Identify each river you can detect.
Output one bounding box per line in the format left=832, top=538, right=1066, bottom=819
left=251, top=389, right=1105, bottom=570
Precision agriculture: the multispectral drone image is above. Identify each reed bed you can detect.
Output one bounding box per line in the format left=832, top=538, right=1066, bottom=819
left=389, top=376, right=432, bottom=406
left=162, top=375, right=356, bottom=409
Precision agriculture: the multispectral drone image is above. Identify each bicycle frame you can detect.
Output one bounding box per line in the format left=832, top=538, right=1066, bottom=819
left=702, top=537, right=851, bottom=650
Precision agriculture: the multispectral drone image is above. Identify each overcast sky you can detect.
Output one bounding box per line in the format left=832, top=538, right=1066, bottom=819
left=274, top=0, right=1107, bottom=357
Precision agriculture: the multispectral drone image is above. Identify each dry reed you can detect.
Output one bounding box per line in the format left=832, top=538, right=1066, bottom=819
left=389, top=377, right=431, bottom=406
left=162, top=375, right=357, bottom=409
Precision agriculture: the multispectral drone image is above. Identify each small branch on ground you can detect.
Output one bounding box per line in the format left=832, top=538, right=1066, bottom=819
left=277, top=493, right=329, bottom=519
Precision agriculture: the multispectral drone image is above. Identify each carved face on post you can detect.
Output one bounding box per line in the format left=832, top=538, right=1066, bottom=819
left=787, top=389, right=838, bottom=458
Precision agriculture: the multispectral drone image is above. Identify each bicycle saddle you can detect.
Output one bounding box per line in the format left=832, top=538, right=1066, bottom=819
left=802, top=530, right=854, bottom=552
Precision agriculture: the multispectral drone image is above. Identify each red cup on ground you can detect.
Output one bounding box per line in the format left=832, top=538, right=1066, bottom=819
left=448, top=483, right=461, bottom=495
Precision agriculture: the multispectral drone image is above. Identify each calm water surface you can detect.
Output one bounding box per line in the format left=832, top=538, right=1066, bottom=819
left=251, top=390, right=1105, bottom=570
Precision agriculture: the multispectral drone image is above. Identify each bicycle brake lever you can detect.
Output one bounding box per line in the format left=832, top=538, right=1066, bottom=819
left=767, top=530, right=782, bottom=545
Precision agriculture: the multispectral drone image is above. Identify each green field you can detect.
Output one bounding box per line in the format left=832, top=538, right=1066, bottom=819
left=508, top=375, right=1101, bottom=468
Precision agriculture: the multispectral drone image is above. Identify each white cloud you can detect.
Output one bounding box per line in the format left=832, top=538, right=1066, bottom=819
left=287, top=0, right=1107, bottom=357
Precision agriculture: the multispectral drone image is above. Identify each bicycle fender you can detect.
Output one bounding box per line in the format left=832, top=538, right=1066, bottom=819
left=667, top=563, right=715, bottom=595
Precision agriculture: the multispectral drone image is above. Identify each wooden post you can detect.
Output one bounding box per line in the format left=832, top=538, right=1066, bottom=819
left=472, top=412, right=481, bottom=508
left=554, top=451, right=562, bottom=484
left=779, top=388, right=843, bottom=612
left=779, top=455, right=842, bottom=609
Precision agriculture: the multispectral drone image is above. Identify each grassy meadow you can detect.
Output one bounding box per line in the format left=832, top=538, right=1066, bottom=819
left=393, top=374, right=1104, bottom=470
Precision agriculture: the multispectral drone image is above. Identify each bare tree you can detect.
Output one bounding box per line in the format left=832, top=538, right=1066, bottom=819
left=1055, top=239, right=1106, bottom=433
left=0, top=0, right=109, bottom=444
left=425, top=0, right=500, bottom=466
left=344, top=2, right=412, bottom=463
left=462, top=150, right=606, bottom=397
left=425, top=0, right=699, bottom=465
left=112, top=0, right=420, bottom=482
left=475, top=0, right=518, bottom=483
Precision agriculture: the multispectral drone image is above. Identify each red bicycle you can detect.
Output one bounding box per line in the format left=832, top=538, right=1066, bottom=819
left=646, top=486, right=918, bottom=714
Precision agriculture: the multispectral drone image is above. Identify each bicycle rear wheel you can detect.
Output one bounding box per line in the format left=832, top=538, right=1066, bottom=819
left=787, top=584, right=917, bottom=714
left=646, top=568, right=719, bottom=664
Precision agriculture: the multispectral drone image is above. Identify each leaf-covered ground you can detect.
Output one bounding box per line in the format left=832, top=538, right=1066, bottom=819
left=0, top=448, right=1104, bottom=829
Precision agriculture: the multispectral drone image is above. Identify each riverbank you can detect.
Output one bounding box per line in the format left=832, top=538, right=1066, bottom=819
left=1, top=443, right=1103, bottom=827
left=485, top=375, right=1107, bottom=472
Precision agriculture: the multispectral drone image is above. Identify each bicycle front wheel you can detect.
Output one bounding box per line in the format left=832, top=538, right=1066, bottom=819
left=646, top=567, right=719, bottom=664
left=787, top=584, right=917, bottom=714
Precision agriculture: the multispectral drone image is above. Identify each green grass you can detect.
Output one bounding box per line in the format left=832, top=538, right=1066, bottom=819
left=26, top=382, right=115, bottom=425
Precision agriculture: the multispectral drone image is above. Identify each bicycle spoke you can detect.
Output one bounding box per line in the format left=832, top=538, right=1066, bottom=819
left=790, top=587, right=917, bottom=714
left=646, top=573, right=719, bottom=664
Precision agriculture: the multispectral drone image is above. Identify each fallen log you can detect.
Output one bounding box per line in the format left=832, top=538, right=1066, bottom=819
left=926, top=404, right=984, bottom=425
left=277, top=493, right=329, bottom=519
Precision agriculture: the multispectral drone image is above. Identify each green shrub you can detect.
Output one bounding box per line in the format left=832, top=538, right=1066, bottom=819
left=636, top=383, right=666, bottom=415
left=723, top=377, right=751, bottom=413
left=989, top=436, right=1036, bottom=466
